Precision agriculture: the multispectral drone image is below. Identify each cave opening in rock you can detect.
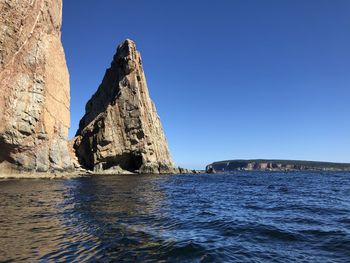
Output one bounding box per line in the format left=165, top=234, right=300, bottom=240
left=102, top=152, right=143, bottom=172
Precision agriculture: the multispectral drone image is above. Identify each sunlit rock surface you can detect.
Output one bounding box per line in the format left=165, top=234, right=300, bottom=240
left=0, top=0, right=72, bottom=172
left=73, top=39, right=176, bottom=174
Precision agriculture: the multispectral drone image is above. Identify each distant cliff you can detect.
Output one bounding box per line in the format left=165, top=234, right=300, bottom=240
left=206, top=160, right=350, bottom=173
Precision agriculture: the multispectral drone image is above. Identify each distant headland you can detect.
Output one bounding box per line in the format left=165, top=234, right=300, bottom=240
left=206, top=159, right=350, bottom=173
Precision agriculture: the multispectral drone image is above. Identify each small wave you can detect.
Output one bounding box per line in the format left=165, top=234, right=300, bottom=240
left=224, top=223, right=300, bottom=242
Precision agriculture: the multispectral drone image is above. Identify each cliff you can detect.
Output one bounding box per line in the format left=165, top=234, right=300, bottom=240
left=206, top=159, right=350, bottom=173
left=73, top=39, right=177, bottom=174
left=0, top=0, right=73, bottom=173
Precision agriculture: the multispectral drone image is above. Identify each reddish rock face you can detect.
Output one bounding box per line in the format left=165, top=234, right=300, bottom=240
left=73, top=39, right=176, bottom=174
left=0, top=0, right=72, bottom=172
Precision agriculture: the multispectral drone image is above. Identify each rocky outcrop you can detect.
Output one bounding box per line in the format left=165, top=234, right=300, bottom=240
left=0, top=0, right=73, bottom=173
left=73, top=39, right=177, bottom=174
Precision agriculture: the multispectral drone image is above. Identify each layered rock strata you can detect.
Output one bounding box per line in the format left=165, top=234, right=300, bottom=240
left=74, top=39, right=176, bottom=174
left=0, top=0, right=72, bottom=172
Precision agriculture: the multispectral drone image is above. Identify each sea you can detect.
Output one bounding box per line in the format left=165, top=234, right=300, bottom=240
left=0, top=172, right=349, bottom=262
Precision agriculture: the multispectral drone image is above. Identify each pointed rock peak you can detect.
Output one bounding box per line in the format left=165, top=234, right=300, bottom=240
left=121, top=38, right=136, bottom=48
left=74, top=39, right=177, bottom=174
left=116, top=39, right=138, bottom=61
left=112, top=39, right=141, bottom=75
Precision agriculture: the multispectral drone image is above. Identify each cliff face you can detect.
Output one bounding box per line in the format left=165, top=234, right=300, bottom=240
left=74, top=39, right=176, bottom=174
left=206, top=160, right=350, bottom=172
left=0, top=0, right=72, bottom=172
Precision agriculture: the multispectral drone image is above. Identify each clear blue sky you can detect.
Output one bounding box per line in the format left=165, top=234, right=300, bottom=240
left=62, top=0, right=350, bottom=170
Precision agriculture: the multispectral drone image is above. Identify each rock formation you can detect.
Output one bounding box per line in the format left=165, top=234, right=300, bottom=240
left=0, top=0, right=73, bottom=173
left=73, top=39, right=177, bottom=174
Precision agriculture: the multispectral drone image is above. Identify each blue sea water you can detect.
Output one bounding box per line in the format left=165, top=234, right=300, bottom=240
left=0, top=172, right=349, bottom=262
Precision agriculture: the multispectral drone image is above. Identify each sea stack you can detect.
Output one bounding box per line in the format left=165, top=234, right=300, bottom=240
left=73, top=39, right=176, bottom=174
left=0, top=0, right=72, bottom=173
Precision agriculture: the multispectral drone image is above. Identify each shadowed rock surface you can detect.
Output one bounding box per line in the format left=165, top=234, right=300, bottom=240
left=73, top=39, right=176, bottom=174
left=0, top=0, right=73, bottom=173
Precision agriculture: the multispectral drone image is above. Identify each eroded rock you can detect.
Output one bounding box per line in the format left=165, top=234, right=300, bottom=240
left=73, top=39, right=177, bottom=174
left=0, top=0, right=73, bottom=172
